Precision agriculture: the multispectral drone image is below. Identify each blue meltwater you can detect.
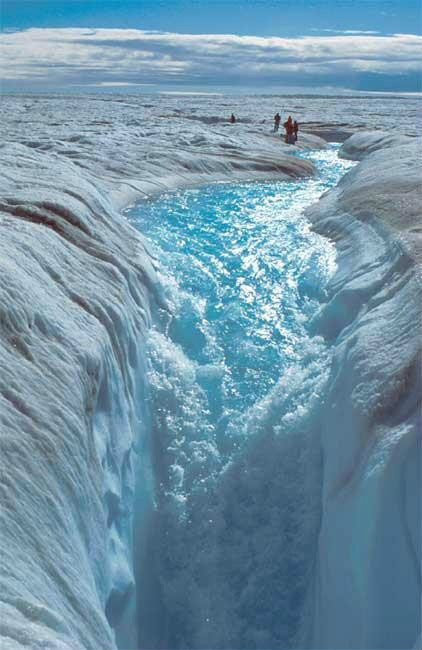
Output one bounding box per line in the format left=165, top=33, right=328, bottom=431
left=127, top=146, right=352, bottom=428
left=126, top=146, right=355, bottom=649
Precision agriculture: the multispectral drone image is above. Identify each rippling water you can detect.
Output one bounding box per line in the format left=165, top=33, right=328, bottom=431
left=128, top=147, right=355, bottom=649
left=129, top=146, right=352, bottom=423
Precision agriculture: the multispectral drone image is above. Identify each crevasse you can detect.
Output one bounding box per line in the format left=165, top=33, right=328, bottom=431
left=0, top=127, right=326, bottom=650
left=0, top=127, right=420, bottom=650
left=128, top=147, right=354, bottom=649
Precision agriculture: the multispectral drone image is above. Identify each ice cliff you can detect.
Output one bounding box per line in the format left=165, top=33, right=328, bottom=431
left=307, top=132, right=421, bottom=649
left=0, top=96, right=420, bottom=650
left=0, top=144, right=159, bottom=650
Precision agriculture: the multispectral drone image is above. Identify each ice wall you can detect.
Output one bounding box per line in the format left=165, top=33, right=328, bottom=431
left=0, top=142, right=162, bottom=649
left=307, top=132, right=422, bottom=649
left=0, top=101, right=322, bottom=650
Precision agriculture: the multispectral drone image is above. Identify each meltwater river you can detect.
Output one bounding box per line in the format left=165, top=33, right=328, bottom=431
left=127, top=146, right=355, bottom=649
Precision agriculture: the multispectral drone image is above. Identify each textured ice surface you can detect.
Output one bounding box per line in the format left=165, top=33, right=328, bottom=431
left=307, top=133, right=422, bottom=649
left=340, top=130, right=417, bottom=161
left=0, top=95, right=421, bottom=650
left=0, top=145, right=159, bottom=650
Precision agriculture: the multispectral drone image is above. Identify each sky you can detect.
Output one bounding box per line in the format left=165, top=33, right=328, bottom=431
left=1, top=0, right=422, bottom=93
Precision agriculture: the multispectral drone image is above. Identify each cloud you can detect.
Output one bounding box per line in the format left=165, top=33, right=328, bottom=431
left=311, top=29, right=381, bottom=35
left=1, top=28, right=421, bottom=90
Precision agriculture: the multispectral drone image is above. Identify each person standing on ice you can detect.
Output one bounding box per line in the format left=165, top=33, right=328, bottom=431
left=283, top=115, right=295, bottom=144
left=293, top=120, right=299, bottom=142
left=274, top=112, right=281, bottom=132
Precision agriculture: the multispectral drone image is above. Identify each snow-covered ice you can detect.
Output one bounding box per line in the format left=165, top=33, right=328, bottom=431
left=0, top=95, right=420, bottom=650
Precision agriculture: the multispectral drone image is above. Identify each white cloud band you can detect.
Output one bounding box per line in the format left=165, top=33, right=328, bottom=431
left=1, top=28, right=421, bottom=88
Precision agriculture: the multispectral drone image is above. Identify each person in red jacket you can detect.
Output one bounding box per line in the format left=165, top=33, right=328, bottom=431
left=283, top=115, right=294, bottom=144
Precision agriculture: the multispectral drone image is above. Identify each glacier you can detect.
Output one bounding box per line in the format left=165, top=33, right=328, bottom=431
left=0, top=95, right=421, bottom=650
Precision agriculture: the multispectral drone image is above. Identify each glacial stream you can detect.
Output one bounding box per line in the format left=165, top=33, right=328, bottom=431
left=126, top=146, right=355, bottom=649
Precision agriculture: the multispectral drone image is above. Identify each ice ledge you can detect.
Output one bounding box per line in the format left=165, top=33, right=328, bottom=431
left=339, top=130, right=420, bottom=161
left=339, top=133, right=422, bottom=265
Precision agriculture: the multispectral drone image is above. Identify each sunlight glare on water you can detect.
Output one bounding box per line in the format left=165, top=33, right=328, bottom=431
left=128, top=146, right=353, bottom=425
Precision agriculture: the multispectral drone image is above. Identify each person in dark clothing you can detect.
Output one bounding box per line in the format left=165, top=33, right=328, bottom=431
left=293, top=120, right=299, bottom=141
left=274, top=112, right=281, bottom=132
left=230, top=113, right=236, bottom=124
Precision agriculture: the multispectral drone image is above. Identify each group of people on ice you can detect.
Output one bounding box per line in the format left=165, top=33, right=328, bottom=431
left=273, top=113, right=299, bottom=143
left=229, top=112, right=299, bottom=145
